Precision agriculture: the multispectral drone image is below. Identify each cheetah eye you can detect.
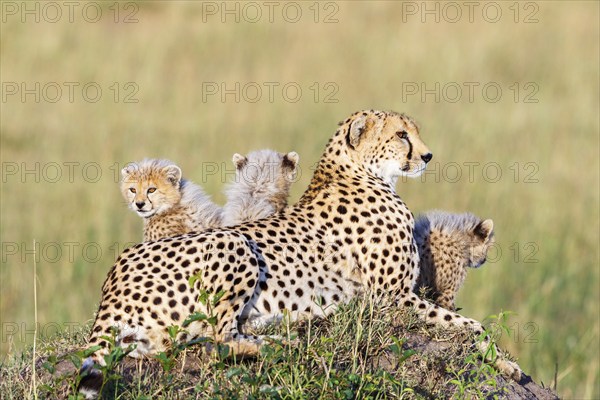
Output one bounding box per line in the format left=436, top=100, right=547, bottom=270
left=129, top=188, right=136, bottom=194
left=397, top=130, right=409, bottom=140
left=147, top=187, right=156, bottom=194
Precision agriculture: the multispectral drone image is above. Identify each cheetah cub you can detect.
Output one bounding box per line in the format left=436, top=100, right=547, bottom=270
left=222, top=149, right=299, bottom=226
left=120, top=158, right=223, bottom=241
left=414, top=210, right=495, bottom=311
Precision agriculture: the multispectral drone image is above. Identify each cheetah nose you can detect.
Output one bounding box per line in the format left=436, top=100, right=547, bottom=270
left=135, top=201, right=145, bottom=209
left=421, top=153, right=433, bottom=163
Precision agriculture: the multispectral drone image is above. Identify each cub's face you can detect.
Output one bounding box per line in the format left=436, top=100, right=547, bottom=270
left=346, top=111, right=432, bottom=183
left=466, top=219, right=495, bottom=268
left=120, top=162, right=182, bottom=218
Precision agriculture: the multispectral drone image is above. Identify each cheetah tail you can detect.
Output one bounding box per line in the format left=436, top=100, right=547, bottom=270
left=77, top=356, right=104, bottom=400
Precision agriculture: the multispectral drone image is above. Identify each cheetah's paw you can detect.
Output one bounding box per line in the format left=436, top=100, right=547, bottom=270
left=495, top=358, right=522, bottom=382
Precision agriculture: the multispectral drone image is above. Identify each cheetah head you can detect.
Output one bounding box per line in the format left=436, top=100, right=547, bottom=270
left=344, top=110, right=432, bottom=184
left=467, top=219, right=495, bottom=268
left=231, top=149, right=300, bottom=199
left=120, top=159, right=183, bottom=218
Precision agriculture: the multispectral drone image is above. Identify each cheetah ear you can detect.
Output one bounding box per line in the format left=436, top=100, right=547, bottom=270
left=162, top=165, right=182, bottom=186
left=347, top=114, right=375, bottom=149
left=232, top=153, right=247, bottom=170
left=474, top=219, right=494, bottom=241
left=282, top=151, right=299, bottom=170
left=121, top=163, right=138, bottom=179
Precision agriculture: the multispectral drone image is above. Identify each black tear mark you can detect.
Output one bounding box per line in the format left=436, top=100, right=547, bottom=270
left=406, top=137, right=413, bottom=160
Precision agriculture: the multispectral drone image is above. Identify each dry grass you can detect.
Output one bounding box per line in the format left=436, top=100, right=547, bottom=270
left=1, top=296, right=557, bottom=399
left=1, top=2, right=598, bottom=398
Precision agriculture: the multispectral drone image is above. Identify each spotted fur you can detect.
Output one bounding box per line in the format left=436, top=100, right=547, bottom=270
left=414, top=210, right=495, bottom=310
left=81, top=110, right=520, bottom=398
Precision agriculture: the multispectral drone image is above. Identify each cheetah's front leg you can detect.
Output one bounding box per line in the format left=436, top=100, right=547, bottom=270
left=435, top=289, right=457, bottom=311
left=401, top=291, right=522, bottom=381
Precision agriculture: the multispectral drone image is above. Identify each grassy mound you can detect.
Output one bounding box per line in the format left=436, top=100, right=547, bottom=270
left=2, top=297, right=558, bottom=399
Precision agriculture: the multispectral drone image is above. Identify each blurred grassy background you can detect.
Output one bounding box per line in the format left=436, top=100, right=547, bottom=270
left=1, top=2, right=598, bottom=397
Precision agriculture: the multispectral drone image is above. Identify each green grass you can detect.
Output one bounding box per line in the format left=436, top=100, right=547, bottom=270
left=1, top=2, right=598, bottom=398
left=1, top=296, right=548, bottom=399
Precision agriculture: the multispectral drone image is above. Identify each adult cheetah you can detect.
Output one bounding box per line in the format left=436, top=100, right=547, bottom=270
left=80, top=110, right=521, bottom=398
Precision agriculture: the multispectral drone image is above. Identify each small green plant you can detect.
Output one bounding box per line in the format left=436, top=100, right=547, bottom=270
left=80, top=327, right=135, bottom=399
left=154, top=274, right=228, bottom=373
left=37, top=353, right=63, bottom=397
left=35, top=343, right=105, bottom=399
left=187, top=272, right=226, bottom=341
left=448, top=351, right=499, bottom=398
left=483, top=310, right=516, bottom=346
left=388, top=336, right=417, bottom=367
left=155, top=325, right=184, bottom=373
left=447, top=311, right=515, bottom=398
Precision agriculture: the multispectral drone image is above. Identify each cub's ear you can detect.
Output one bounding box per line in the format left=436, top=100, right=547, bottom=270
left=282, top=151, right=299, bottom=170
left=347, top=114, right=377, bottom=149
left=121, top=163, right=138, bottom=179
left=232, top=153, right=247, bottom=170
left=474, top=219, right=494, bottom=241
left=162, top=165, right=182, bottom=186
